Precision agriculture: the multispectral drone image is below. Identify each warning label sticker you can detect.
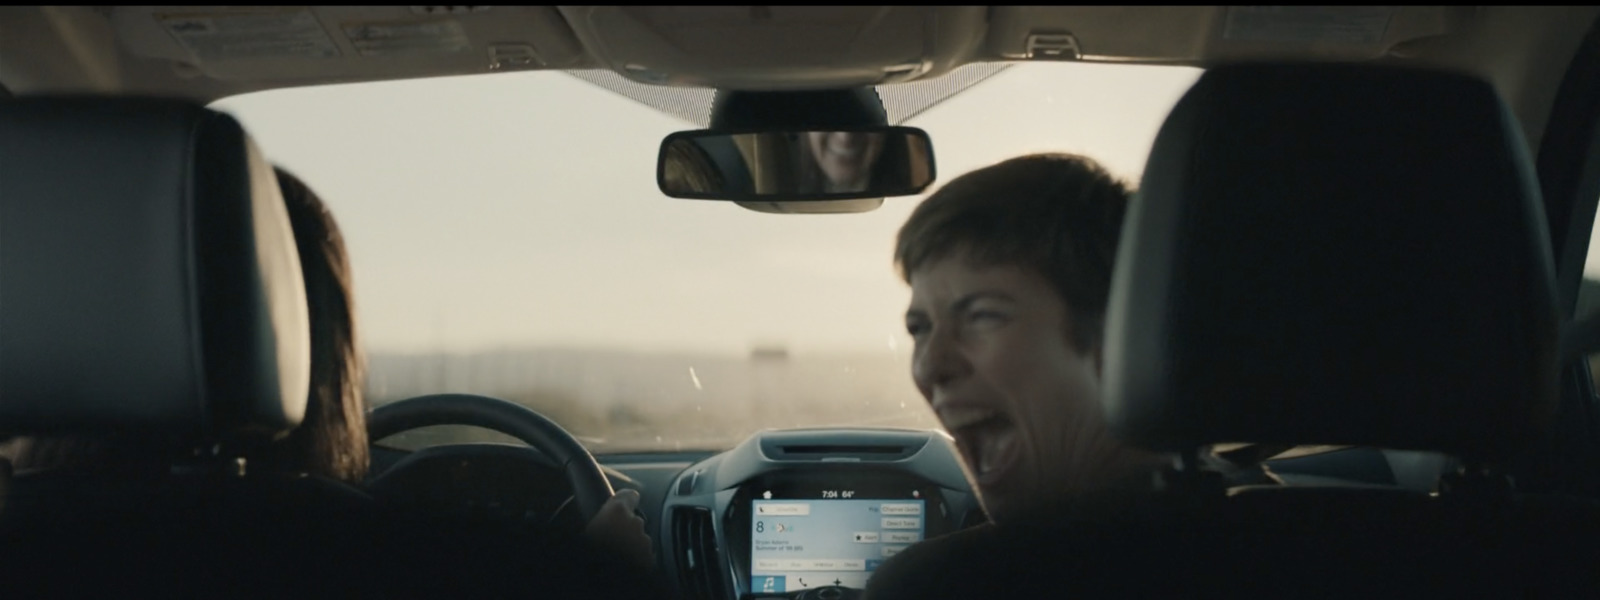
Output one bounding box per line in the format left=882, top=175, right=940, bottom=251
left=341, top=18, right=471, bottom=57
left=159, top=9, right=340, bottom=60
left=1223, top=6, right=1395, bottom=45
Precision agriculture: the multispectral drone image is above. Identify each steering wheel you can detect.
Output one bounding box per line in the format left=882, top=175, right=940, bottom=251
left=367, top=393, right=615, bottom=523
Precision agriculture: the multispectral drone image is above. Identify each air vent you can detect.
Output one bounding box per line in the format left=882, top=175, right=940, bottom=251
left=676, top=469, right=702, bottom=496
left=671, top=507, right=728, bottom=600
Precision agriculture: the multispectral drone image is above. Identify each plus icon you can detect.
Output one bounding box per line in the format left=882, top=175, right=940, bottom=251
left=833, top=579, right=841, bottom=586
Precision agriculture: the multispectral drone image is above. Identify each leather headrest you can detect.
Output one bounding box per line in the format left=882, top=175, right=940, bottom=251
left=0, top=97, right=310, bottom=442
left=1103, top=64, right=1559, bottom=462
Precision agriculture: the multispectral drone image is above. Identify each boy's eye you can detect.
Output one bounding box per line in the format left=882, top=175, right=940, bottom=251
left=965, top=309, right=1013, bottom=330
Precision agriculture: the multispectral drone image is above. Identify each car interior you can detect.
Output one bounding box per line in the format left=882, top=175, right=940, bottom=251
left=4, top=5, right=1600, bottom=598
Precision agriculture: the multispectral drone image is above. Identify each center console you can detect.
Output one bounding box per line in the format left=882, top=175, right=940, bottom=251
left=662, top=428, right=982, bottom=600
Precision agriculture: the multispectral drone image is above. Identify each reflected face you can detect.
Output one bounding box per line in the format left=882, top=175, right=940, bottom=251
left=905, top=255, right=1159, bottom=523
left=806, top=132, right=885, bottom=192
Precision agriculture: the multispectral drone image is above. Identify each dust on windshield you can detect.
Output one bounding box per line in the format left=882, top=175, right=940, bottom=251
left=212, top=62, right=1201, bottom=453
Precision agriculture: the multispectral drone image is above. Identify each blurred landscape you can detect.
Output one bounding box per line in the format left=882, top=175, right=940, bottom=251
left=366, top=347, right=939, bottom=453
left=370, top=279, right=1600, bottom=454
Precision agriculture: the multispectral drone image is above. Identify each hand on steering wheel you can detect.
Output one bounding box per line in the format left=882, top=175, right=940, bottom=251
left=585, top=489, right=655, bottom=570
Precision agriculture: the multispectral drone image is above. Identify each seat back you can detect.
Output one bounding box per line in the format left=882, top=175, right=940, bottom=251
left=0, top=97, right=310, bottom=443
left=0, top=96, right=378, bottom=595
left=0, top=97, right=665, bottom=599
left=1086, top=62, right=1600, bottom=596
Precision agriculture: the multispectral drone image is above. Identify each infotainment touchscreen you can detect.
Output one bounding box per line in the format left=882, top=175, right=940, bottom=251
left=748, top=491, right=927, bottom=593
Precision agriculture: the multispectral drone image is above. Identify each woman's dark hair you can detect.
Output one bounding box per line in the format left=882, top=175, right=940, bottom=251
left=662, top=138, right=726, bottom=194
left=252, top=167, right=369, bottom=483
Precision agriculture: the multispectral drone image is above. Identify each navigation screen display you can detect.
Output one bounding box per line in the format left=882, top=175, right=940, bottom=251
left=749, top=493, right=926, bottom=593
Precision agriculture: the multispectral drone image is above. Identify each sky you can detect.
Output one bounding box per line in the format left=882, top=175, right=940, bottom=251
left=212, top=62, right=1203, bottom=357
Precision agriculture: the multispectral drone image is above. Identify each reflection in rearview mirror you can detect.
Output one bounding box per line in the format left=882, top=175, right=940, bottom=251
left=658, top=127, right=935, bottom=202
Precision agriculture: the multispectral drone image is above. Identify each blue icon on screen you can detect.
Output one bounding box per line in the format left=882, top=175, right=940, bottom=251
left=866, top=559, right=884, bottom=572
left=755, top=576, right=786, bottom=593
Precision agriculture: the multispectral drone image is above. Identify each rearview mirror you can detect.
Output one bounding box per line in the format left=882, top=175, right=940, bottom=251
left=657, top=127, right=936, bottom=202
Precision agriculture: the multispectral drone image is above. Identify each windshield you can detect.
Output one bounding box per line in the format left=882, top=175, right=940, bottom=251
left=212, top=62, right=1201, bottom=453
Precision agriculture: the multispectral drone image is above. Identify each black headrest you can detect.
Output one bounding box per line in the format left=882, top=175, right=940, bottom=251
left=1104, top=64, right=1559, bottom=462
left=0, top=97, right=310, bottom=442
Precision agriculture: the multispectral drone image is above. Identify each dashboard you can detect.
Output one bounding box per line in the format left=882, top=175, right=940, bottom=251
left=660, top=428, right=983, bottom=600
left=366, top=425, right=982, bottom=600
left=367, top=424, right=1441, bottom=600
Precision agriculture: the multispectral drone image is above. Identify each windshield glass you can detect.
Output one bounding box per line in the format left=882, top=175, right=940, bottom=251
left=212, top=62, right=1201, bottom=453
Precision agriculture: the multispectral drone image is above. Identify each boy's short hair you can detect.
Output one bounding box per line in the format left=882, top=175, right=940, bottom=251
left=894, top=153, right=1132, bottom=351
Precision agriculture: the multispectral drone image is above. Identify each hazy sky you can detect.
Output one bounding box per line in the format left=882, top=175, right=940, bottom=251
left=213, top=62, right=1202, bottom=357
